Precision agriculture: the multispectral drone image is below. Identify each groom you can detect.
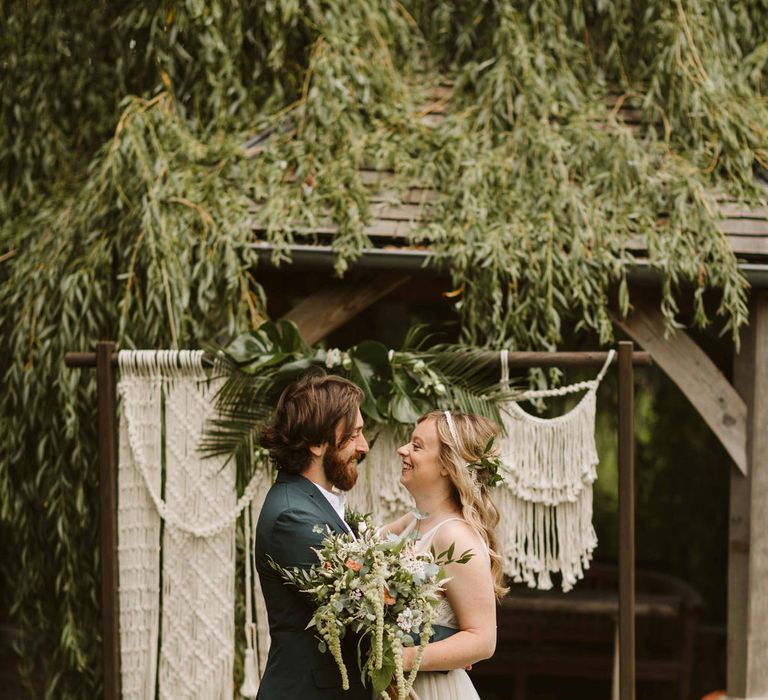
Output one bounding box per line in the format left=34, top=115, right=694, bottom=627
left=255, top=370, right=370, bottom=699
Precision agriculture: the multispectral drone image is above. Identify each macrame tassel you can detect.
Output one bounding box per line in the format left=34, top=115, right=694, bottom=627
left=248, top=491, right=272, bottom=678
left=240, top=503, right=259, bottom=698
left=241, top=647, right=259, bottom=698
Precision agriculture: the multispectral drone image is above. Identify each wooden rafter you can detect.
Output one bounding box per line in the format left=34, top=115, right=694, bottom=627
left=282, top=272, right=411, bottom=344
left=613, top=300, right=747, bottom=475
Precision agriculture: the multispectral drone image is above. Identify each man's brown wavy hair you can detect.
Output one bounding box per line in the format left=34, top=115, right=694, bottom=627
left=259, top=369, right=363, bottom=474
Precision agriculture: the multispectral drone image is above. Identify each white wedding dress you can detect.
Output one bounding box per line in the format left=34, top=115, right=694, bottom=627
left=401, top=517, right=485, bottom=700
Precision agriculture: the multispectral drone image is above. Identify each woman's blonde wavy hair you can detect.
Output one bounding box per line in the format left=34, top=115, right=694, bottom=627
left=418, top=410, right=509, bottom=599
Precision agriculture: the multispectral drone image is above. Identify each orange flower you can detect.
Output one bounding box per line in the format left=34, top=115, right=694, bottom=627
left=345, top=559, right=362, bottom=572
left=383, top=587, right=396, bottom=605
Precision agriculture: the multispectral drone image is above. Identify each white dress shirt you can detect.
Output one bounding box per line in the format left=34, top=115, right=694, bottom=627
left=314, top=482, right=351, bottom=533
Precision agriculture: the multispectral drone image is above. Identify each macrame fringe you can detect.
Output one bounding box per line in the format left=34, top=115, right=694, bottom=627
left=118, top=352, right=238, bottom=700
left=494, top=350, right=613, bottom=592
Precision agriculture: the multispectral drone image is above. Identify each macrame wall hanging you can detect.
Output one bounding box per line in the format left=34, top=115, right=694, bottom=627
left=117, top=351, right=272, bottom=700
left=495, top=349, right=614, bottom=592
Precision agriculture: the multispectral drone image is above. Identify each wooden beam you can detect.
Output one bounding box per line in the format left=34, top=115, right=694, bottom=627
left=282, top=273, right=411, bottom=344
left=613, top=300, right=747, bottom=474
left=728, top=290, right=768, bottom=697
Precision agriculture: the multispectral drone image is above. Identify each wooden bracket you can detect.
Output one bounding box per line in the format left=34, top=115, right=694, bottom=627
left=282, top=272, right=411, bottom=345
left=613, top=301, right=747, bottom=475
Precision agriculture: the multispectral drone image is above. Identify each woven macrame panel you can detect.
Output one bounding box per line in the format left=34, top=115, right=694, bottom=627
left=496, top=387, right=600, bottom=592
left=117, top=372, right=162, bottom=700
left=158, top=372, right=235, bottom=700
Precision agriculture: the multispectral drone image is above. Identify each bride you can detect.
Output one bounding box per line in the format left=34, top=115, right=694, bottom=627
left=381, top=410, right=508, bottom=699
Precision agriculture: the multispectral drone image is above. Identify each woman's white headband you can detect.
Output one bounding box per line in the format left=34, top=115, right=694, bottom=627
left=443, top=410, right=460, bottom=444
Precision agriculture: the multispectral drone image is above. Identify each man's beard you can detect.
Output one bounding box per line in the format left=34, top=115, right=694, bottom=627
left=323, top=445, right=359, bottom=491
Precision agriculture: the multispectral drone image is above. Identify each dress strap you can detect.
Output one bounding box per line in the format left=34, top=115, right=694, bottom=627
left=419, top=516, right=465, bottom=542
left=397, top=514, right=421, bottom=541
left=419, top=517, right=491, bottom=560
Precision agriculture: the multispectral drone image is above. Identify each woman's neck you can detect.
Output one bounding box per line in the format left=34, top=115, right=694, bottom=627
left=411, top=492, right=460, bottom=529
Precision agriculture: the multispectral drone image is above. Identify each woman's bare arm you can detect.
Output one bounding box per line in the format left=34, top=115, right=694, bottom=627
left=403, top=520, right=497, bottom=671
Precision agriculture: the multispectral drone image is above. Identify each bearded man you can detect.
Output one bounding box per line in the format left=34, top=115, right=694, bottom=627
left=255, top=370, right=369, bottom=699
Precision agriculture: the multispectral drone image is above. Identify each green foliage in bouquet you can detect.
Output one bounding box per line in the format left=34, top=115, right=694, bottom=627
left=270, top=513, right=472, bottom=699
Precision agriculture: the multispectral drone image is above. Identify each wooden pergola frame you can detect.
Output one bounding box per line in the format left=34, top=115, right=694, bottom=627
left=254, top=259, right=768, bottom=696
left=66, top=338, right=651, bottom=700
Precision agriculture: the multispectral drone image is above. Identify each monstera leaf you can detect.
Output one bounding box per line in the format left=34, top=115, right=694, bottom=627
left=225, top=319, right=307, bottom=373
left=347, top=340, right=390, bottom=422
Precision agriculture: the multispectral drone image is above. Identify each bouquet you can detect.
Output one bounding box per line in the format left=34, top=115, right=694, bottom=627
left=271, top=513, right=471, bottom=699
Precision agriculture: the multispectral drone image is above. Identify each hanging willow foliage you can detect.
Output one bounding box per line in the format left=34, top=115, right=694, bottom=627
left=1, top=0, right=767, bottom=696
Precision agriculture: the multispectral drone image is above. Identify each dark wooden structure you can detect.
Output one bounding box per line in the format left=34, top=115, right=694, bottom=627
left=471, top=563, right=704, bottom=700
left=66, top=346, right=650, bottom=700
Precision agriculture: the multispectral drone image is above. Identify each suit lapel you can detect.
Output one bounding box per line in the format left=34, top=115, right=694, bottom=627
left=277, top=472, right=349, bottom=535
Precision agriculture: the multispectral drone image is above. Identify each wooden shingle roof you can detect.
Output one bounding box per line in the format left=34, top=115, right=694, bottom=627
left=248, top=84, right=768, bottom=268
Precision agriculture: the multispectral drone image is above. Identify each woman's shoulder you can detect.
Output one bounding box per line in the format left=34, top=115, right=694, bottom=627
left=431, top=518, right=487, bottom=558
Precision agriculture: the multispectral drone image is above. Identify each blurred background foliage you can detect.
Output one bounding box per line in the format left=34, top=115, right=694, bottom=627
left=1, top=0, right=765, bottom=695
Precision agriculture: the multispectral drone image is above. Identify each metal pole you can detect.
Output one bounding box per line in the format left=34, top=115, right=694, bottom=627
left=96, top=341, right=120, bottom=700
left=65, top=349, right=653, bottom=369
left=618, top=341, right=636, bottom=699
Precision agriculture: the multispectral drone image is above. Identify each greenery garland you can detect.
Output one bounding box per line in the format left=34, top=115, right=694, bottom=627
left=204, top=320, right=515, bottom=480
left=1, top=1, right=767, bottom=696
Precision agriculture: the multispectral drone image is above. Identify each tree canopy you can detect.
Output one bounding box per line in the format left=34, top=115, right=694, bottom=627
left=1, top=1, right=767, bottom=695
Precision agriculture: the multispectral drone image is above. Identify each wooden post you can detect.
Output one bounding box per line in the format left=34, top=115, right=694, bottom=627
left=618, top=341, right=636, bottom=700
left=96, top=341, right=120, bottom=700
left=728, top=291, right=768, bottom=697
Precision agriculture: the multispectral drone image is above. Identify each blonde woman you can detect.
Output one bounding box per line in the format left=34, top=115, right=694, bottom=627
left=381, top=410, right=507, bottom=699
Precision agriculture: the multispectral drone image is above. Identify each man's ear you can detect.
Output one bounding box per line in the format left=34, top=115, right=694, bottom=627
left=309, top=443, right=327, bottom=458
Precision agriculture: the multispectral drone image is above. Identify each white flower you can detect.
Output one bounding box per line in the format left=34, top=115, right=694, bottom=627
left=325, top=348, right=343, bottom=368
left=396, top=607, right=423, bottom=634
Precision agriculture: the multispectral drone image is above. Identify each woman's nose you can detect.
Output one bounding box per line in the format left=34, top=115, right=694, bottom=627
left=397, top=444, right=408, bottom=457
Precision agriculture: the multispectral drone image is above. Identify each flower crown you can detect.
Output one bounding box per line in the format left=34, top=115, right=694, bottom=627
left=443, top=410, right=504, bottom=489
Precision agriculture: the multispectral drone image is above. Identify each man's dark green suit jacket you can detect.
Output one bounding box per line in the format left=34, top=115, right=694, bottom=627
left=255, top=471, right=368, bottom=699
